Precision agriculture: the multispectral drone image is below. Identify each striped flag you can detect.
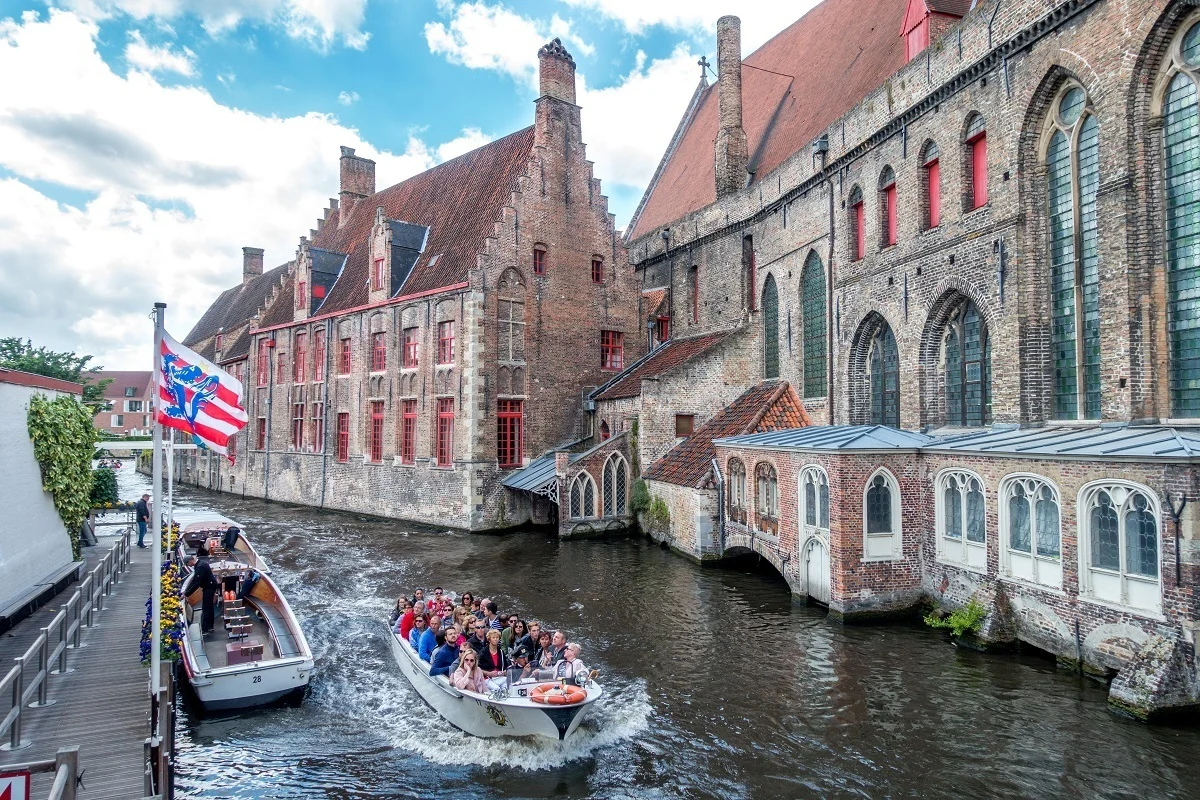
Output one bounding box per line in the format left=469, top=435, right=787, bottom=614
left=156, top=330, right=248, bottom=460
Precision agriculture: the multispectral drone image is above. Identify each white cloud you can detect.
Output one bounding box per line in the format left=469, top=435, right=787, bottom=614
left=0, top=10, right=455, bottom=369
left=58, top=0, right=371, bottom=51
left=425, top=2, right=545, bottom=87
left=337, top=90, right=359, bottom=105
left=436, top=127, right=491, bottom=161
left=124, top=30, right=196, bottom=76
left=560, top=1, right=820, bottom=52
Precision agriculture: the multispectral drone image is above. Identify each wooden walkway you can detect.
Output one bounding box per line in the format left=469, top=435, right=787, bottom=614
left=0, top=535, right=153, bottom=799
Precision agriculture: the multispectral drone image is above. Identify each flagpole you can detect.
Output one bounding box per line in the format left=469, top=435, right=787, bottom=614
left=166, top=429, right=174, bottom=543
left=150, top=302, right=166, bottom=696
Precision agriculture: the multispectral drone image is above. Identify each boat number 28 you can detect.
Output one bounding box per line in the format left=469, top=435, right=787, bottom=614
left=252, top=675, right=261, bottom=683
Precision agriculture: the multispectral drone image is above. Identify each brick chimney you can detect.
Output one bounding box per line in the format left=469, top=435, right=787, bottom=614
left=538, top=38, right=576, bottom=104
left=339, top=146, right=376, bottom=223
left=242, top=246, right=264, bottom=285
left=714, top=15, right=748, bottom=198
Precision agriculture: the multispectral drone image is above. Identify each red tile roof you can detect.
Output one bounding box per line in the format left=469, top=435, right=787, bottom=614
left=642, top=287, right=668, bottom=318
left=593, top=331, right=731, bottom=401
left=98, top=371, right=153, bottom=400
left=627, top=0, right=907, bottom=240
left=644, top=381, right=810, bottom=487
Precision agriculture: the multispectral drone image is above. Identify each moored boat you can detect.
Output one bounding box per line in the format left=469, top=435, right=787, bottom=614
left=177, top=520, right=312, bottom=711
left=386, top=623, right=603, bottom=740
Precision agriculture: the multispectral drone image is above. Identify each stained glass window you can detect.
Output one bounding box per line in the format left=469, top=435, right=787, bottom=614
left=943, top=300, right=990, bottom=426
left=802, top=467, right=829, bottom=530
left=869, top=322, right=900, bottom=427
left=801, top=252, right=826, bottom=398
left=939, top=471, right=988, bottom=567
left=1083, top=483, right=1160, bottom=611
left=866, top=475, right=891, bottom=534
left=1165, top=65, right=1200, bottom=415
left=1009, top=483, right=1032, bottom=553
left=1036, top=486, right=1061, bottom=558
left=1091, top=491, right=1120, bottom=571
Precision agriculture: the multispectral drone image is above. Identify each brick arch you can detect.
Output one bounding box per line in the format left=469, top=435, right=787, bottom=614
left=847, top=309, right=900, bottom=425
left=918, top=281, right=995, bottom=430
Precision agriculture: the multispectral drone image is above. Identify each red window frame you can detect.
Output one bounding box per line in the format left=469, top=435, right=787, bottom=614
left=256, top=417, right=266, bottom=450
left=368, top=401, right=384, bottom=463
left=336, top=412, right=349, bottom=462
left=882, top=181, right=897, bottom=247
left=311, top=402, right=324, bottom=452
left=926, top=157, right=941, bottom=228
left=370, top=332, right=386, bottom=372
left=313, top=329, right=326, bottom=382
left=276, top=349, right=288, bottom=384
left=291, top=401, right=305, bottom=450
left=215, top=333, right=223, bottom=351
left=437, top=321, right=455, bottom=364
left=400, top=399, right=417, bottom=464
left=294, top=332, right=306, bottom=383
left=403, top=327, right=419, bottom=368
left=601, top=330, right=624, bottom=371
left=372, top=257, right=385, bottom=291
left=852, top=201, right=866, bottom=261
left=533, top=244, right=547, bottom=275
left=436, top=398, right=454, bottom=467
left=339, top=337, right=351, bottom=375
left=970, top=133, right=988, bottom=209
left=497, top=399, right=523, bottom=468
left=591, top=258, right=603, bottom=284
left=655, top=316, right=670, bottom=343
left=257, top=340, right=270, bottom=387
left=296, top=279, right=306, bottom=311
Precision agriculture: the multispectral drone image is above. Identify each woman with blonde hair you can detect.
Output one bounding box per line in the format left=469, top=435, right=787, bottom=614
left=450, top=648, right=486, bottom=693
left=478, top=628, right=509, bottom=678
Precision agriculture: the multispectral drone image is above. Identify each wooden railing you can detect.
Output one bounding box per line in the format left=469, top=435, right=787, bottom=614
left=0, top=530, right=131, bottom=751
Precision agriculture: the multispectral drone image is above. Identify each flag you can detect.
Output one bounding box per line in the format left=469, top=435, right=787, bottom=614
left=156, top=329, right=248, bottom=460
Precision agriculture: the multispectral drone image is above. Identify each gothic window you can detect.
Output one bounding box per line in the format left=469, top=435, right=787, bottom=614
left=498, top=300, right=526, bottom=362
left=879, top=166, right=898, bottom=247
left=868, top=321, right=900, bottom=427
left=1001, top=475, right=1061, bottom=588
left=1045, top=84, right=1100, bottom=419
left=801, top=252, right=826, bottom=398
left=942, top=299, right=991, bottom=426
left=922, top=141, right=941, bottom=229
left=965, top=112, right=988, bottom=210
left=728, top=458, right=747, bottom=512
left=863, top=469, right=901, bottom=560
left=800, top=465, right=829, bottom=533
left=603, top=454, right=628, bottom=517
left=755, top=463, right=778, bottom=521
left=849, top=185, right=865, bottom=260
left=1163, top=22, right=1200, bottom=417
left=937, top=470, right=987, bottom=571
left=570, top=472, right=598, bottom=519
left=1080, top=482, right=1161, bottom=613
left=762, top=274, right=779, bottom=379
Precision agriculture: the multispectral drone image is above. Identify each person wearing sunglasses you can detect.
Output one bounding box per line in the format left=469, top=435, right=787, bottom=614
left=429, top=626, right=462, bottom=677
left=450, top=647, right=486, bottom=692
left=465, top=620, right=488, bottom=654
left=407, top=615, right=428, bottom=649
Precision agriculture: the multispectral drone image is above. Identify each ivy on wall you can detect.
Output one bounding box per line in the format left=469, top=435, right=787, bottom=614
left=27, top=393, right=98, bottom=559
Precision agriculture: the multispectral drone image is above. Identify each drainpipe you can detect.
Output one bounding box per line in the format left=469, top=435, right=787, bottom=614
left=319, top=317, right=333, bottom=509
left=264, top=334, right=274, bottom=500
left=826, top=169, right=836, bottom=424
left=711, top=457, right=726, bottom=554
left=1167, top=492, right=1187, bottom=588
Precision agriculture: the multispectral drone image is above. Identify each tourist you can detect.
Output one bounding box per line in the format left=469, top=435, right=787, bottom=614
left=395, top=600, right=415, bottom=637
left=508, top=643, right=535, bottom=683
left=419, top=615, right=442, bottom=662
left=527, top=621, right=542, bottom=647
left=465, top=620, right=488, bottom=654
left=534, top=631, right=555, bottom=668
left=389, top=597, right=409, bottom=627
left=471, top=598, right=483, bottom=619
left=548, top=630, right=568, bottom=663
left=412, top=588, right=425, bottom=606
left=450, top=648, right=486, bottom=692
left=135, top=493, right=151, bottom=548
left=535, top=642, right=588, bottom=683
left=460, top=592, right=474, bottom=609
left=479, top=629, right=508, bottom=678
left=484, top=601, right=503, bottom=630
left=429, top=626, right=462, bottom=677
left=503, top=618, right=530, bottom=653
left=408, top=615, right=428, bottom=648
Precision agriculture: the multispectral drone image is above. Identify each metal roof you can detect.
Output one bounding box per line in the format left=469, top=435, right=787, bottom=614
left=717, top=425, right=933, bottom=451
left=925, top=425, right=1200, bottom=460
left=500, top=455, right=557, bottom=493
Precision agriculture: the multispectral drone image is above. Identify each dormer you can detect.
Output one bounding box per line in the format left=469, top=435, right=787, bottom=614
left=368, top=206, right=429, bottom=302
left=901, top=0, right=967, bottom=61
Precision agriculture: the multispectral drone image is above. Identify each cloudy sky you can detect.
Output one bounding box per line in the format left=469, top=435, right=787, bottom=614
left=0, top=0, right=818, bottom=371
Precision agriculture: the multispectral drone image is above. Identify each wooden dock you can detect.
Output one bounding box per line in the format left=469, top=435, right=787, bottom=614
left=0, top=533, right=156, bottom=799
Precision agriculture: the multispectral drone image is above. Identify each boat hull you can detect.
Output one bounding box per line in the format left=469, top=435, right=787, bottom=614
left=387, top=627, right=600, bottom=740
left=181, top=648, right=313, bottom=711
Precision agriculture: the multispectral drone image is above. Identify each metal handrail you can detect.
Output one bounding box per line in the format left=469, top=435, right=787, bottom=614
left=3, top=746, right=79, bottom=800
left=0, top=530, right=131, bottom=751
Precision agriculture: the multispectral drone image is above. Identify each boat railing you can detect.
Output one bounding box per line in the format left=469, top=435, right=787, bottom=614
left=0, top=530, right=132, bottom=752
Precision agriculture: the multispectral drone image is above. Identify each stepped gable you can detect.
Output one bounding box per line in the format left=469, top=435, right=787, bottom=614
left=593, top=331, right=731, bottom=401
left=312, top=126, right=536, bottom=313
left=257, top=273, right=296, bottom=328
left=183, top=263, right=288, bottom=346
left=644, top=381, right=810, bottom=488
left=627, top=0, right=907, bottom=240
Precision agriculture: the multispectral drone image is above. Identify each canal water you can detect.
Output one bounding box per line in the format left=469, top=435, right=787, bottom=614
left=113, top=468, right=1200, bottom=799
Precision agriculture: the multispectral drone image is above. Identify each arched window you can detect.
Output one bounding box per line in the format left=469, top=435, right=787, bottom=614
left=599, top=420, right=610, bottom=441
left=849, top=185, right=865, bottom=261
left=922, top=141, right=941, bottom=229
left=755, top=462, right=779, bottom=520
left=1080, top=482, right=1160, bottom=613
left=762, top=274, right=779, bottom=379
left=964, top=112, right=988, bottom=210
left=879, top=166, right=897, bottom=247
left=1044, top=84, right=1100, bottom=420
left=569, top=472, right=597, bottom=519
left=936, top=470, right=986, bottom=571
left=800, top=466, right=829, bottom=535
left=801, top=252, right=826, bottom=398
left=863, top=469, right=901, bottom=561
left=1000, top=474, right=1061, bottom=588
left=868, top=322, right=900, bottom=427
left=1163, top=22, right=1200, bottom=417
left=942, top=298, right=991, bottom=426
left=728, top=458, right=747, bottom=517
left=602, top=454, right=628, bottom=517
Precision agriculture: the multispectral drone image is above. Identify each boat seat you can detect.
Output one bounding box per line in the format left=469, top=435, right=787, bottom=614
left=255, top=602, right=302, bottom=658
left=228, top=623, right=252, bottom=640
left=188, top=623, right=212, bottom=671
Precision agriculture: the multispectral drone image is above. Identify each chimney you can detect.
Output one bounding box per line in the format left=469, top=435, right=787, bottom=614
left=714, top=15, right=748, bottom=198
left=537, top=38, right=576, bottom=104
left=339, top=146, right=376, bottom=222
left=242, top=246, right=264, bottom=284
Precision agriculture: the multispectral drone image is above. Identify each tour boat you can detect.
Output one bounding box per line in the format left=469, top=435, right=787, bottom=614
left=175, top=520, right=270, bottom=574
left=176, top=520, right=313, bottom=711
left=386, top=623, right=603, bottom=740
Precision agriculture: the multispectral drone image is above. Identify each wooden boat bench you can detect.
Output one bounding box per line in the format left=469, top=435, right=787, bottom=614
left=255, top=601, right=303, bottom=658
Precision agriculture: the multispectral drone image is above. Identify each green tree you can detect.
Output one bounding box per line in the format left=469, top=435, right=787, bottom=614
left=0, top=337, right=112, bottom=409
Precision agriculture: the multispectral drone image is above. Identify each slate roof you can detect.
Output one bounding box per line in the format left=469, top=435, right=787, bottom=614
left=627, top=0, right=908, bottom=240
left=719, top=424, right=933, bottom=451
left=183, top=263, right=288, bottom=346
left=501, top=454, right=557, bottom=493
left=644, top=381, right=811, bottom=488
left=98, top=371, right=152, bottom=400
left=593, top=331, right=733, bottom=401
left=927, top=0, right=973, bottom=16
left=926, top=425, right=1200, bottom=461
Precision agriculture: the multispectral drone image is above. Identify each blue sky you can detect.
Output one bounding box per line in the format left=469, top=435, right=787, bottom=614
left=0, top=0, right=816, bottom=369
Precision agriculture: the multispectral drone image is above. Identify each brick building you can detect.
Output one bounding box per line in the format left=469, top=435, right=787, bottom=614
left=605, top=0, right=1200, bottom=717
left=176, top=39, right=642, bottom=530
left=93, top=370, right=153, bottom=436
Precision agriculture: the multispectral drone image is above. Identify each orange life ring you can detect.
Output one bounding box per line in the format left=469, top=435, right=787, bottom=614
left=529, top=682, right=586, bottom=705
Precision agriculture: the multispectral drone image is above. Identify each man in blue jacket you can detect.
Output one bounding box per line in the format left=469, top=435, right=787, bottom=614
left=418, top=615, right=442, bottom=662
left=429, top=626, right=462, bottom=677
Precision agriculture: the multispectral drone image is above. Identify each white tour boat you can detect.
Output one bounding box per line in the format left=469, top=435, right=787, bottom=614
left=177, top=520, right=313, bottom=711
left=387, top=623, right=603, bottom=740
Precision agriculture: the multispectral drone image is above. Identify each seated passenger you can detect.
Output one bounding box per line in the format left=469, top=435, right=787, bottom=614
left=547, top=630, right=568, bottom=664
left=389, top=596, right=408, bottom=627
left=460, top=592, right=474, bottom=610
left=484, top=601, right=503, bottom=631
left=533, top=642, right=588, bottom=684
left=526, top=621, right=542, bottom=646
left=478, top=629, right=508, bottom=678
left=471, top=598, right=483, bottom=619
left=534, top=631, right=555, bottom=668
left=418, top=615, right=443, bottom=662
left=412, top=588, right=425, bottom=606
left=503, top=618, right=530, bottom=653
left=465, top=620, right=488, bottom=654
left=508, top=644, right=535, bottom=683
left=450, top=648, right=486, bottom=692
left=408, top=615, right=428, bottom=648
left=397, top=600, right=419, bottom=639
left=429, top=626, right=462, bottom=677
